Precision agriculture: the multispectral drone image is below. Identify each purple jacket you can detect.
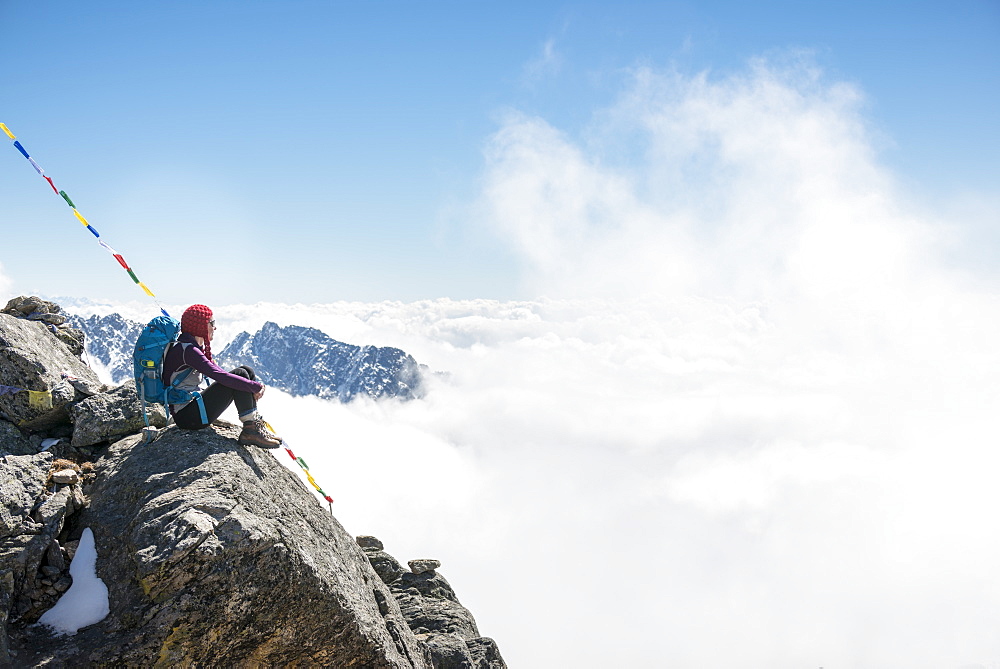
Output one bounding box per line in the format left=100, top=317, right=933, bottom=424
left=162, top=333, right=262, bottom=411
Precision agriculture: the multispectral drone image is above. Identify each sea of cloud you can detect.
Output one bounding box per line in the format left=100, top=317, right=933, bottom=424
left=9, top=56, right=1000, bottom=667
left=282, top=58, right=996, bottom=667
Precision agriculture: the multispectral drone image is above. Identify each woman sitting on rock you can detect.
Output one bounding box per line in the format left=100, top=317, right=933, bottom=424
left=162, top=304, right=282, bottom=449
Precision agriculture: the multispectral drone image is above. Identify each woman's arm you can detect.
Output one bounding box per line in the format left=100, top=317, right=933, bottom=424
left=182, top=345, right=264, bottom=394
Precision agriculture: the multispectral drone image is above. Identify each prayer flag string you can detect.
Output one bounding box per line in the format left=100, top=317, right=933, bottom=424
left=3, top=122, right=336, bottom=505
left=1, top=122, right=170, bottom=318
left=266, top=421, right=335, bottom=509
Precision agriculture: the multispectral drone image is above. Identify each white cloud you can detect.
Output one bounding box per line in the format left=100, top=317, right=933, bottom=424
left=483, top=56, right=954, bottom=315
left=522, top=38, right=563, bottom=84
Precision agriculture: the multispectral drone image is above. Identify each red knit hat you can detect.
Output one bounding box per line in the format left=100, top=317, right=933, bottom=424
left=181, top=304, right=214, bottom=360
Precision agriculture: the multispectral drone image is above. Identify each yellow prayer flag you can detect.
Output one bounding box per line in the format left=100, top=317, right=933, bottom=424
left=0, top=123, right=14, bottom=140
left=305, top=471, right=319, bottom=488
left=73, top=209, right=90, bottom=226
left=27, top=390, right=52, bottom=410
left=139, top=282, right=155, bottom=298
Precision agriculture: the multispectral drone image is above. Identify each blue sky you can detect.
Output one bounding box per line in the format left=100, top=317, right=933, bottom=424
left=1, top=0, right=997, bottom=305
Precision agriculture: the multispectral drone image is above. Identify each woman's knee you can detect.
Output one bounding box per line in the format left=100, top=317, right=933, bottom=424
left=230, top=365, right=256, bottom=380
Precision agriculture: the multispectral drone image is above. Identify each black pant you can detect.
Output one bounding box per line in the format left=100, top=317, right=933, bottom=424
left=174, top=365, right=258, bottom=429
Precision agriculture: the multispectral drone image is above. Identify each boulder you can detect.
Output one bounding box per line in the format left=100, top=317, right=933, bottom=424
left=358, top=535, right=385, bottom=551
left=68, top=382, right=165, bottom=448
left=14, top=424, right=428, bottom=667
left=408, top=559, right=441, bottom=575
left=50, top=470, right=79, bottom=485
left=0, top=313, right=101, bottom=429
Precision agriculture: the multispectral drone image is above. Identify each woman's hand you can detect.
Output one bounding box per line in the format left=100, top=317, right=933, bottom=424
left=254, top=385, right=266, bottom=401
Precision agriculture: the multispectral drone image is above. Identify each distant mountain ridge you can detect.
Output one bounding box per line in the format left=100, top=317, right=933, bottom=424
left=68, top=314, right=425, bottom=401
left=68, top=313, right=144, bottom=383
left=218, top=322, right=425, bottom=401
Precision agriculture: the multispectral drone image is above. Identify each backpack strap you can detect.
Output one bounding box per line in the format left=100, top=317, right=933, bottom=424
left=190, top=391, right=208, bottom=425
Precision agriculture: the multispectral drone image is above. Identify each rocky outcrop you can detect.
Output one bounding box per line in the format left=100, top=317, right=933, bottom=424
left=359, top=538, right=507, bottom=669
left=1, top=299, right=103, bottom=432
left=0, top=297, right=505, bottom=667
left=11, top=425, right=427, bottom=667
left=1, top=297, right=85, bottom=358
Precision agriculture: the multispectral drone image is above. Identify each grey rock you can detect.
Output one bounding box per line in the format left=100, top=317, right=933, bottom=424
left=418, top=633, right=475, bottom=668
left=15, top=425, right=428, bottom=667
left=394, top=571, right=479, bottom=640
left=358, top=535, right=385, bottom=551
left=39, top=566, right=61, bottom=578
left=417, top=634, right=506, bottom=669
left=467, top=637, right=507, bottom=668
left=0, top=461, right=83, bottom=656
left=68, top=382, right=166, bottom=448
left=27, top=312, right=67, bottom=326
left=55, top=327, right=86, bottom=358
left=360, top=547, right=506, bottom=668
left=2, top=296, right=60, bottom=317
left=0, top=570, right=12, bottom=663
left=408, top=559, right=441, bottom=575
left=45, top=540, right=65, bottom=571
left=2, top=296, right=84, bottom=359
left=368, top=550, right=406, bottom=585
left=62, top=374, right=104, bottom=397
left=61, top=540, right=78, bottom=562
left=50, top=469, right=79, bottom=485
left=0, top=312, right=101, bottom=429
left=0, top=451, right=52, bottom=540
left=52, top=577, right=71, bottom=593
left=0, top=420, right=34, bottom=456
left=391, top=570, right=506, bottom=668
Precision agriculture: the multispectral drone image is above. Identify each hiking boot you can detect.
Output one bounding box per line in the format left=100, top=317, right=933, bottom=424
left=238, top=418, right=283, bottom=449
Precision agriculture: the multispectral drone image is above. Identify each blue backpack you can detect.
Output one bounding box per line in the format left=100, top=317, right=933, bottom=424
left=133, top=315, right=207, bottom=427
